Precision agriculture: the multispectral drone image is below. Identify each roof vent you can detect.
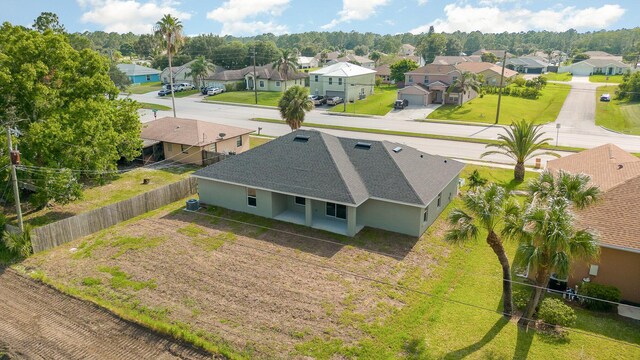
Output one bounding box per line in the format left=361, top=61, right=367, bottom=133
left=618, top=164, right=624, bottom=170
left=293, top=135, right=310, bottom=142
left=355, top=142, right=371, bottom=150
left=218, top=132, right=226, bottom=139
left=393, top=147, right=402, bottom=153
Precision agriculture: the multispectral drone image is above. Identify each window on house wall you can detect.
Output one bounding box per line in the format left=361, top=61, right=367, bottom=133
left=167, top=143, right=173, bottom=152
left=338, top=78, right=342, bottom=85
left=259, top=80, right=264, bottom=87
left=329, top=77, right=333, bottom=85
left=424, top=76, right=429, bottom=84
left=210, top=143, right=217, bottom=152
left=448, top=192, right=452, bottom=201
left=275, top=81, right=281, bottom=87
left=408, top=75, right=413, bottom=83
left=326, top=202, right=346, bottom=219
left=247, top=188, right=257, bottom=207
left=423, top=208, right=428, bottom=222
left=146, top=75, right=151, bottom=81
left=452, top=76, right=458, bottom=82
left=181, top=144, right=189, bottom=154
left=437, top=192, right=442, bottom=207
left=295, top=196, right=305, bottom=206
left=314, top=75, right=318, bottom=82
left=236, top=136, right=243, bottom=147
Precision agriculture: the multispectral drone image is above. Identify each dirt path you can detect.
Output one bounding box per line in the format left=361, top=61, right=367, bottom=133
left=0, top=268, right=212, bottom=360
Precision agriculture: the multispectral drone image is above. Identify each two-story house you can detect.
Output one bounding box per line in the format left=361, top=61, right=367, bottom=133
left=398, top=64, right=476, bottom=106
left=308, top=62, right=376, bottom=102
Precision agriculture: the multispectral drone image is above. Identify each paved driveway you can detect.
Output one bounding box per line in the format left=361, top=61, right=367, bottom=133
left=554, top=76, right=602, bottom=132
left=384, top=104, right=442, bottom=120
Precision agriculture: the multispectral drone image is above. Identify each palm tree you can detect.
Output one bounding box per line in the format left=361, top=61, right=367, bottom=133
left=272, top=49, right=299, bottom=91
left=370, top=51, right=381, bottom=67
left=446, top=183, right=518, bottom=317
left=467, top=169, right=488, bottom=189
left=154, top=14, right=184, bottom=117
left=278, top=86, right=313, bottom=130
left=481, top=120, right=559, bottom=182
left=320, top=50, right=329, bottom=67
left=447, top=71, right=482, bottom=104
left=186, top=55, right=215, bottom=89
left=527, top=170, right=600, bottom=209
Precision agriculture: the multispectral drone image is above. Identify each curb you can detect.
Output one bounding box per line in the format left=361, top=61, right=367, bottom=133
left=415, top=119, right=508, bottom=128
left=200, top=100, right=277, bottom=110
left=325, top=112, right=375, bottom=119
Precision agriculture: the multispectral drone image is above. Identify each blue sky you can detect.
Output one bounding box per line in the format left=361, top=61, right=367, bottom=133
left=1, top=1, right=636, bottom=36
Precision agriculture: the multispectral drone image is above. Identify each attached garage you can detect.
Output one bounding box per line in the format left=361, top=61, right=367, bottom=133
left=325, top=90, right=345, bottom=98
left=398, top=85, right=429, bottom=106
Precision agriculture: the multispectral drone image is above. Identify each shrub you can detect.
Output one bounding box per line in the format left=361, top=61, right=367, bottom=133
left=513, top=77, right=526, bottom=87
left=538, top=298, right=576, bottom=327
left=513, top=286, right=532, bottom=310
left=579, top=282, right=621, bottom=311
left=2, top=224, right=33, bottom=258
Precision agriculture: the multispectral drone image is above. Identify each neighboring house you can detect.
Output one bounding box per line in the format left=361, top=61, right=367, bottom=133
left=140, top=117, right=253, bottom=166
left=400, top=44, right=416, bottom=56
left=314, top=51, right=341, bottom=66
left=472, top=49, right=515, bottom=59
left=328, top=54, right=375, bottom=69
left=455, top=62, right=518, bottom=86
left=505, top=56, right=549, bottom=74
left=160, top=60, right=225, bottom=85
left=374, top=64, right=391, bottom=84
left=204, top=63, right=308, bottom=92
left=309, top=62, right=376, bottom=101
left=432, top=55, right=482, bottom=65
left=583, top=51, right=623, bottom=62
left=400, top=54, right=426, bottom=67
left=399, top=64, right=475, bottom=106
left=116, top=63, right=160, bottom=84
left=547, top=144, right=640, bottom=303
left=193, top=130, right=464, bottom=237
left=558, top=58, right=632, bottom=76
left=531, top=50, right=568, bottom=65
left=298, top=56, right=319, bottom=69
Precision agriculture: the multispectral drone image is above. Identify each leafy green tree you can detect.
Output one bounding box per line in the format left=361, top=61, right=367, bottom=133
left=134, top=34, right=159, bottom=58
left=504, top=171, right=600, bottom=325
left=32, top=12, right=65, bottom=34
left=618, top=71, right=640, bottom=101
left=154, top=14, right=184, bottom=118
left=320, top=50, right=329, bottom=66
left=278, top=86, right=313, bottom=130
left=67, top=33, right=94, bottom=51
left=0, top=23, right=141, bottom=205
left=572, top=53, right=590, bottom=63
left=182, top=34, right=224, bottom=61
left=354, top=45, right=368, bottom=56
left=272, top=49, right=299, bottom=91
left=481, top=120, right=559, bottom=182
left=446, top=184, right=517, bottom=317
left=369, top=50, right=381, bottom=67
left=417, top=33, right=446, bottom=63
left=448, top=71, right=482, bottom=101
left=186, top=56, right=216, bottom=88
left=212, top=41, right=248, bottom=69
left=109, top=62, right=131, bottom=91
left=390, top=58, right=418, bottom=83
left=248, top=40, right=280, bottom=66
left=445, top=37, right=463, bottom=56
left=119, top=43, right=135, bottom=57
left=467, top=169, right=487, bottom=189
left=481, top=52, right=498, bottom=63
left=464, top=31, right=483, bottom=54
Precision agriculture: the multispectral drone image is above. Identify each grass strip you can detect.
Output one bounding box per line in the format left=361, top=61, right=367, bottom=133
left=137, top=102, right=172, bottom=111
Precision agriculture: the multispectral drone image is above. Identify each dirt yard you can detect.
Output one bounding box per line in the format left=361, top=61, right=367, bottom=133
left=0, top=267, right=212, bottom=359
left=21, top=203, right=448, bottom=358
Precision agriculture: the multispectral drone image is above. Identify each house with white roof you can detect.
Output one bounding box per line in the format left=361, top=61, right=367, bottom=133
left=298, top=56, right=319, bottom=69
left=308, top=62, right=376, bottom=102
left=558, top=58, right=632, bottom=76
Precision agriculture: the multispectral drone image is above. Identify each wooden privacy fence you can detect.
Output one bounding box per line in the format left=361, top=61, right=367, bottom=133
left=31, top=177, right=197, bottom=253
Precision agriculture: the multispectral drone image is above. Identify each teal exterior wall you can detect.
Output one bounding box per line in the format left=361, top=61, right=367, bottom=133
left=356, top=199, right=423, bottom=237
left=130, top=73, right=160, bottom=84
left=418, top=176, right=459, bottom=236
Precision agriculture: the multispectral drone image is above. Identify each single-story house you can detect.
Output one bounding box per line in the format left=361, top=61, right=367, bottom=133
left=309, top=62, right=376, bottom=102
left=313, top=50, right=341, bottom=66
left=472, top=49, right=515, bottom=59
left=116, top=63, right=160, bottom=84
left=432, top=55, right=482, bottom=65
left=547, top=144, right=640, bottom=303
left=192, top=130, right=464, bottom=237
left=400, top=54, right=426, bottom=67
left=505, top=56, right=549, bottom=74
left=455, top=62, right=518, bottom=86
left=583, top=51, right=623, bottom=62
left=400, top=64, right=476, bottom=106
left=204, top=63, right=308, bottom=92
left=328, top=54, right=375, bottom=69
left=140, top=117, right=253, bottom=166
left=558, top=59, right=632, bottom=76
left=160, top=60, right=224, bottom=85
left=298, top=56, right=319, bottom=69
left=374, top=64, right=391, bottom=84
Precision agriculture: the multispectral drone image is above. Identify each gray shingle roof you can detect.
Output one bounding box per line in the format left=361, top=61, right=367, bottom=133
left=193, top=130, right=464, bottom=206
left=116, top=63, right=161, bottom=76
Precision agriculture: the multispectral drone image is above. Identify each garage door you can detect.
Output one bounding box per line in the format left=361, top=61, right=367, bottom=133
left=399, top=94, right=425, bottom=106
left=325, top=90, right=345, bottom=98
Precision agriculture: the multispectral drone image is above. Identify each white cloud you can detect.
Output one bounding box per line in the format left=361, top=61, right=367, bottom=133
left=206, top=0, right=290, bottom=36
left=384, top=19, right=396, bottom=26
left=78, top=0, right=191, bottom=34
left=417, top=0, right=428, bottom=5
left=322, top=0, right=391, bottom=29
left=410, top=3, right=625, bottom=34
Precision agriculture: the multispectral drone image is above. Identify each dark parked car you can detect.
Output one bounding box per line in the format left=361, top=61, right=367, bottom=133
left=157, top=89, right=172, bottom=96
left=326, top=96, right=343, bottom=106
left=309, top=95, right=326, bottom=105
left=394, top=99, right=409, bottom=109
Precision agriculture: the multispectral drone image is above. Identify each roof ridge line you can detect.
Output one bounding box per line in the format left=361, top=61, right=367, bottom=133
left=380, top=141, right=425, bottom=206
left=319, top=132, right=367, bottom=204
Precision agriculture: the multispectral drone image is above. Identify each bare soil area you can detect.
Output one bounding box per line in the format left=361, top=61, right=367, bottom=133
left=21, top=204, right=447, bottom=358
left=0, top=267, right=212, bottom=360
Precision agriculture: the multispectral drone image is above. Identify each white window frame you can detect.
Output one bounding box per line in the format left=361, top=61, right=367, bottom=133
left=423, top=208, right=428, bottom=222
left=181, top=144, right=189, bottom=154
left=325, top=202, right=346, bottom=220
left=329, top=77, right=333, bottom=85
left=210, top=143, right=217, bottom=152
left=259, top=80, right=265, bottom=87
left=275, top=81, right=281, bottom=87
left=437, top=192, right=442, bottom=208
left=338, top=78, right=343, bottom=85
left=314, top=75, right=319, bottom=82
left=236, top=136, right=243, bottom=147
left=247, top=188, right=257, bottom=207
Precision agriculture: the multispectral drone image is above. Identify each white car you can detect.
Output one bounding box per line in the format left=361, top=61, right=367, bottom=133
left=207, top=87, right=224, bottom=96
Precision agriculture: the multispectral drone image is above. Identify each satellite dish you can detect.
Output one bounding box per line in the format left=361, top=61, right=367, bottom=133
left=219, top=133, right=226, bottom=139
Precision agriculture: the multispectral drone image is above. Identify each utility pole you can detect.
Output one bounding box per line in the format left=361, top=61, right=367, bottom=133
left=252, top=47, right=258, bottom=105
left=495, top=50, right=508, bottom=124
left=6, top=127, right=23, bottom=231
left=343, top=78, right=347, bottom=112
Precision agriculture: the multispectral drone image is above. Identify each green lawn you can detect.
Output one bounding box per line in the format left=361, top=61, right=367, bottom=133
left=137, top=102, right=172, bottom=111
left=206, top=91, right=282, bottom=107
left=590, top=74, right=625, bottom=83
left=249, top=135, right=272, bottom=149
left=329, top=86, right=398, bottom=116
left=427, top=83, right=571, bottom=125
left=542, top=72, right=573, bottom=82
left=595, top=86, right=640, bottom=135
left=173, top=89, right=200, bottom=98
left=460, top=164, right=533, bottom=191
left=126, top=81, right=163, bottom=94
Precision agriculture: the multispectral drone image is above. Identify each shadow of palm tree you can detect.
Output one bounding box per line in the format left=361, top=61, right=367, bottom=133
left=444, top=317, right=509, bottom=359
left=513, top=325, right=535, bottom=360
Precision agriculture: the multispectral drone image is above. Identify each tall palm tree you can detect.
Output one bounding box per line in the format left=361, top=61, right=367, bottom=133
left=527, top=170, right=600, bottom=209
left=272, top=49, right=299, bottom=91
left=446, top=183, right=518, bottom=317
left=320, top=50, right=329, bottom=67
left=154, top=14, right=184, bottom=117
left=278, top=86, right=313, bottom=130
left=186, top=55, right=216, bottom=89
left=447, top=71, right=482, bottom=103
left=370, top=51, right=381, bottom=67
left=481, top=120, right=559, bottom=182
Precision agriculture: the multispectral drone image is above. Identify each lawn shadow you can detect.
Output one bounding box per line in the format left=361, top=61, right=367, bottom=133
left=571, top=307, right=640, bottom=344
left=443, top=317, right=509, bottom=359
left=402, top=336, right=428, bottom=359
left=513, top=325, right=535, bottom=360
left=162, top=206, right=419, bottom=260
left=23, top=211, right=77, bottom=227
